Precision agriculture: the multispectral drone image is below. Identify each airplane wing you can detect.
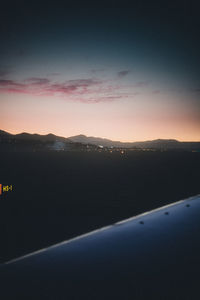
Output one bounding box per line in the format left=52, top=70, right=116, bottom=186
left=1, top=194, right=200, bottom=299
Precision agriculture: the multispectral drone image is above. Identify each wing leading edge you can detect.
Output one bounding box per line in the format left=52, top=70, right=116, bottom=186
left=1, top=194, right=200, bottom=299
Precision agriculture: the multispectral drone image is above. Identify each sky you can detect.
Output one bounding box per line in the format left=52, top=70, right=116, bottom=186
left=0, top=0, right=200, bottom=141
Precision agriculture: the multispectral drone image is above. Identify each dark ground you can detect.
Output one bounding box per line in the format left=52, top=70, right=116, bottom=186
left=0, top=150, right=199, bottom=263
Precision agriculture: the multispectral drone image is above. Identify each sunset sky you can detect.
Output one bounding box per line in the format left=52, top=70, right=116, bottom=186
left=0, top=0, right=200, bottom=141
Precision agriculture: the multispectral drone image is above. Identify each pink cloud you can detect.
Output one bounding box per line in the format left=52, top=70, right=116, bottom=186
left=0, top=88, right=32, bottom=94
left=0, top=79, right=25, bottom=88
left=0, top=77, right=135, bottom=103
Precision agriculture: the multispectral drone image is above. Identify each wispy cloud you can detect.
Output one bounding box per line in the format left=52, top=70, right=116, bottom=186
left=191, top=88, right=200, bottom=93
left=152, top=90, right=161, bottom=94
left=47, top=72, right=61, bottom=77
left=117, top=70, right=130, bottom=78
left=0, top=76, right=141, bottom=103
left=0, top=70, right=11, bottom=78
left=0, top=79, right=25, bottom=88
left=25, top=78, right=51, bottom=85
left=134, top=81, right=149, bottom=87
left=91, top=68, right=105, bottom=74
left=0, top=77, right=116, bottom=102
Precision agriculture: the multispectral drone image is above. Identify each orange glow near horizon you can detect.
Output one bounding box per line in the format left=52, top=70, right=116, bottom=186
left=0, top=92, right=200, bottom=142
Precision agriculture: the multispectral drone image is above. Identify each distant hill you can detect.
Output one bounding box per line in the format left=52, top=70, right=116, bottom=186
left=0, top=130, right=87, bottom=152
left=14, top=132, right=71, bottom=143
left=0, top=130, right=200, bottom=151
left=69, top=134, right=180, bottom=148
left=0, top=130, right=70, bottom=142
left=69, top=134, right=200, bottom=150
left=68, top=134, right=123, bottom=147
left=0, top=130, right=12, bottom=136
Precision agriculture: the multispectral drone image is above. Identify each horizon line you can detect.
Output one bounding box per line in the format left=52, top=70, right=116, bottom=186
left=1, top=129, right=200, bottom=143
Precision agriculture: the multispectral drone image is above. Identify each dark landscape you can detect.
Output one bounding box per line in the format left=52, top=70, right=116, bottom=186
left=1, top=149, right=199, bottom=263
left=1, top=130, right=200, bottom=151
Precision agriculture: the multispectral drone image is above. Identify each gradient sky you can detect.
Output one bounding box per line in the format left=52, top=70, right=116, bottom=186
left=0, top=0, right=200, bottom=141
